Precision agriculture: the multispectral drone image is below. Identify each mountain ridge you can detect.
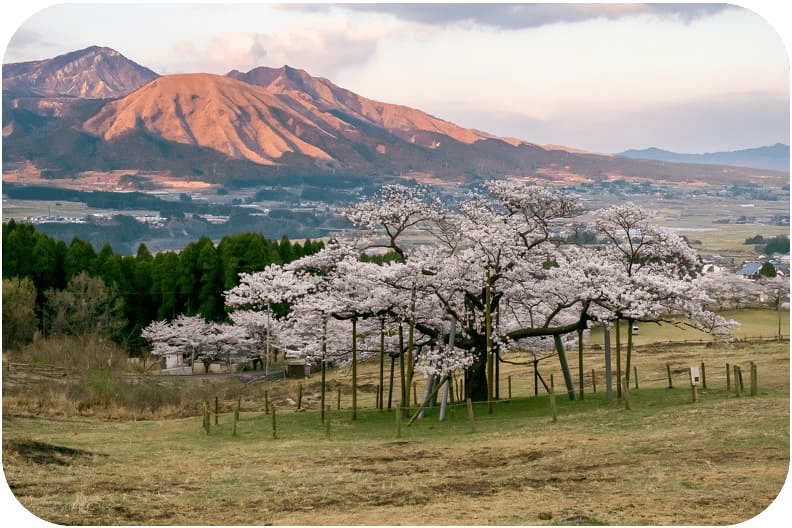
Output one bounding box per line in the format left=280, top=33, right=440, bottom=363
left=618, top=143, right=790, bottom=172
left=3, top=46, right=788, bottom=186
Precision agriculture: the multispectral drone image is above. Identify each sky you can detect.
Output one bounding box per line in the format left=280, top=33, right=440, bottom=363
left=2, top=2, right=790, bottom=154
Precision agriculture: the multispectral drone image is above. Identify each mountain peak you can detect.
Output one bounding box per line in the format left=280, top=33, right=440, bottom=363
left=3, top=45, right=158, bottom=98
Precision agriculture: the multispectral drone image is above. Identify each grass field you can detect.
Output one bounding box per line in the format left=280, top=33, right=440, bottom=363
left=3, top=321, right=790, bottom=525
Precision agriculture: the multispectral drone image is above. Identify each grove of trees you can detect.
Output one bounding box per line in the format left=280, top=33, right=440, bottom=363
left=1, top=220, right=322, bottom=351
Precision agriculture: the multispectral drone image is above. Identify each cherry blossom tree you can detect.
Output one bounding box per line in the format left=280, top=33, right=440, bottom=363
left=224, top=182, right=733, bottom=407
left=142, top=314, right=253, bottom=372
left=592, top=203, right=703, bottom=391
left=758, top=275, right=790, bottom=340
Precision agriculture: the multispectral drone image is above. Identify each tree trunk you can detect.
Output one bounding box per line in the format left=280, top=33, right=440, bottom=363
left=604, top=323, right=613, bottom=401
left=465, top=347, right=489, bottom=402
left=625, top=318, right=634, bottom=389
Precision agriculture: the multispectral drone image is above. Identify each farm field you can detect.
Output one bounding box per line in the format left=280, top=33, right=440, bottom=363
left=3, top=313, right=789, bottom=526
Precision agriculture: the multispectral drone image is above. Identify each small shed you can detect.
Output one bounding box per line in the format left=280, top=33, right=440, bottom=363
left=287, top=359, right=306, bottom=379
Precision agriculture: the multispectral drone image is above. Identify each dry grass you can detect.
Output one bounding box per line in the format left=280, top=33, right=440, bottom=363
left=3, top=336, right=789, bottom=526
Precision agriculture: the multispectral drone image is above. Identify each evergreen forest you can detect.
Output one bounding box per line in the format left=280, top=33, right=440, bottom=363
left=2, top=220, right=324, bottom=353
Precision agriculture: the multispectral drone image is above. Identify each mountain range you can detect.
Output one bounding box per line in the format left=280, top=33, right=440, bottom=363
left=618, top=144, right=790, bottom=173
left=3, top=46, right=788, bottom=187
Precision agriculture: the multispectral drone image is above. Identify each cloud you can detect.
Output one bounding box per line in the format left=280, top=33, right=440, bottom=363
left=186, top=15, right=388, bottom=77
left=3, top=27, right=61, bottom=62
left=286, top=3, right=735, bottom=31
left=205, top=31, right=268, bottom=72
left=257, top=23, right=380, bottom=77
left=424, top=91, right=790, bottom=154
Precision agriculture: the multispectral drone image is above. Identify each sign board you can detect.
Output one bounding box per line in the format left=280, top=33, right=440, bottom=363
left=690, top=367, right=701, bottom=385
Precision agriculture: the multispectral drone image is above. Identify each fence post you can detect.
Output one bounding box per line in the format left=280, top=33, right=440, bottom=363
left=591, top=369, right=597, bottom=393
left=297, top=385, right=303, bottom=410
left=271, top=404, right=277, bottom=439
left=337, top=387, right=342, bottom=410
left=666, top=363, right=673, bottom=389
left=734, top=365, right=741, bottom=397
left=466, top=398, right=476, bottom=432
left=750, top=362, right=757, bottom=396
left=508, top=376, right=512, bottom=399
left=215, top=396, right=219, bottom=426
left=265, top=390, right=269, bottom=415
left=633, top=366, right=639, bottom=390
left=700, top=361, right=707, bottom=390
left=726, top=363, right=730, bottom=390
left=738, top=366, right=744, bottom=392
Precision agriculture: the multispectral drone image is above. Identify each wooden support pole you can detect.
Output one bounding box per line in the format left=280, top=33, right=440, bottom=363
left=666, top=363, right=673, bottom=389
left=700, top=361, right=707, bottom=390
left=690, top=369, right=698, bottom=403
left=738, top=366, right=744, bottom=391
left=232, top=397, right=240, bottom=437
left=337, top=386, right=342, bottom=410
left=508, top=376, right=512, bottom=400
left=215, top=396, right=219, bottom=426
left=621, top=376, right=631, bottom=410
left=549, top=384, right=558, bottom=423
left=485, top=269, right=494, bottom=414
left=265, top=390, right=269, bottom=415
left=413, top=383, right=418, bottom=407
left=297, top=385, right=303, bottom=410
left=395, top=400, right=402, bottom=438
left=578, top=328, right=585, bottom=400
left=633, top=366, right=639, bottom=390
left=592, top=369, right=597, bottom=393
left=352, top=317, right=358, bottom=421
left=750, top=362, right=757, bottom=396
left=466, top=398, right=476, bottom=433
left=325, top=405, right=331, bottom=439
left=407, top=373, right=449, bottom=426
left=271, top=404, right=277, bottom=439
left=726, top=363, right=731, bottom=390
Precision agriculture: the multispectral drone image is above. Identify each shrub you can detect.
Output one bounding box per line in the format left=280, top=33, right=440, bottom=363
left=11, top=334, right=128, bottom=373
